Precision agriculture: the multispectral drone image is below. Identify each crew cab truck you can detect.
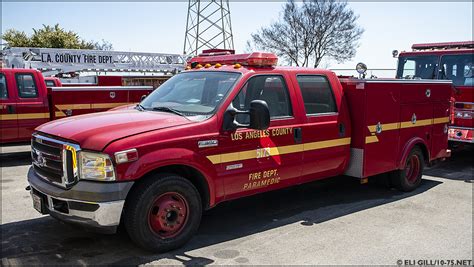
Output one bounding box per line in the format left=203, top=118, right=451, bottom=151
left=395, top=41, right=473, bottom=145
left=0, top=68, right=153, bottom=144
left=26, top=52, right=452, bottom=252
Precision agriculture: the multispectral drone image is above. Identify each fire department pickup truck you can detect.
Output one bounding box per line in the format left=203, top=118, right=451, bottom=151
left=0, top=68, right=153, bottom=144
left=395, top=41, right=473, bottom=144
left=27, top=52, right=452, bottom=252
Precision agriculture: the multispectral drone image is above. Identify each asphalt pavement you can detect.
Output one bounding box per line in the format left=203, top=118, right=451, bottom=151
left=1, top=148, right=472, bottom=265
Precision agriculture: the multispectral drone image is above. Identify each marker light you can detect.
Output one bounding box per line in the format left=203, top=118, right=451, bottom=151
left=215, top=63, right=222, bottom=68
left=115, top=148, right=139, bottom=164
left=204, top=63, right=212, bottom=68
left=356, top=62, right=367, bottom=74
left=188, top=52, right=278, bottom=68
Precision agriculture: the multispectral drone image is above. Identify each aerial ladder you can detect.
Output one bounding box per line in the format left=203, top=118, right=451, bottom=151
left=1, top=47, right=187, bottom=76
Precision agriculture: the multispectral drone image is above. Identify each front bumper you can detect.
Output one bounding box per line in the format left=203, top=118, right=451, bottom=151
left=27, top=166, right=134, bottom=233
left=448, top=127, right=474, bottom=143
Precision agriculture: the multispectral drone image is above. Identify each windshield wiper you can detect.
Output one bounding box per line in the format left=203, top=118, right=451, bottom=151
left=152, top=106, right=186, bottom=117
left=136, top=104, right=146, bottom=111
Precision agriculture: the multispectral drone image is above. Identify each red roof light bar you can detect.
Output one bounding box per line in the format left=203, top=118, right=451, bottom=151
left=412, top=41, right=474, bottom=51
left=189, top=52, right=278, bottom=67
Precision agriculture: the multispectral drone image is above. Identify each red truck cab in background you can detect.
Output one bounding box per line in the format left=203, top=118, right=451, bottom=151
left=0, top=68, right=153, bottom=144
left=396, top=41, right=474, bottom=145
left=26, top=52, right=451, bottom=252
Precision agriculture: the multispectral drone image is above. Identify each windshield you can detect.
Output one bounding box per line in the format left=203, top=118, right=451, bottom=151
left=439, top=54, right=473, bottom=86
left=140, top=71, right=240, bottom=117
left=396, top=55, right=439, bottom=79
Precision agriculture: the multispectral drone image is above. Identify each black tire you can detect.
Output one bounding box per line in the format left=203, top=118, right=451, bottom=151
left=390, top=146, right=424, bottom=192
left=124, top=174, right=202, bottom=252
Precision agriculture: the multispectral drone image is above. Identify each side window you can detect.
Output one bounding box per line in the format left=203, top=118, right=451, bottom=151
left=0, top=74, right=8, bottom=99
left=439, top=54, right=473, bottom=86
left=297, top=75, right=337, bottom=115
left=45, top=80, right=56, bottom=87
left=16, top=73, right=39, bottom=98
left=233, top=75, right=292, bottom=123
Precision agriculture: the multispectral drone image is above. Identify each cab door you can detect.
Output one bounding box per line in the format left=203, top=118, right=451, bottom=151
left=14, top=72, right=49, bottom=142
left=215, top=74, right=303, bottom=200
left=293, top=74, right=351, bottom=182
left=0, top=72, right=18, bottom=143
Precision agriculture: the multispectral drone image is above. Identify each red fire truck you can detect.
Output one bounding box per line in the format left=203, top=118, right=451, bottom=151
left=0, top=68, right=153, bottom=144
left=26, top=52, right=451, bottom=252
left=395, top=41, right=473, bottom=144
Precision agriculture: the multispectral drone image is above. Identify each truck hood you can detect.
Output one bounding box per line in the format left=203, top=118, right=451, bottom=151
left=36, top=109, right=193, bottom=151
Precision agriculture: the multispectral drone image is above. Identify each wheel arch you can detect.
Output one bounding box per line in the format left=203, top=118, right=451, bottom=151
left=128, top=163, right=213, bottom=210
left=397, top=137, right=430, bottom=169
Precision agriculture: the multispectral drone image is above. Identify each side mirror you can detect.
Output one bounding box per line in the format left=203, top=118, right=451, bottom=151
left=392, top=50, right=399, bottom=58
left=249, top=100, right=270, bottom=130
left=223, top=100, right=270, bottom=131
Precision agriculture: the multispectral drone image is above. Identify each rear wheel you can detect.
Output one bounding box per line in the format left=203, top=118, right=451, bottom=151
left=124, top=174, right=202, bottom=252
left=391, top=147, right=424, bottom=192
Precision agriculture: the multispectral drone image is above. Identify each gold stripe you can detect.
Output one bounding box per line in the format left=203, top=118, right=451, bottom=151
left=55, top=111, right=66, bottom=117
left=365, top=116, right=449, bottom=144
left=55, top=102, right=130, bottom=111
left=368, top=122, right=400, bottom=132
left=304, top=137, right=351, bottom=151
left=365, top=135, right=379, bottom=144
left=19, top=113, right=49, bottom=120
left=0, top=114, right=18, bottom=120
left=400, top=118, right=432, bottom=129
left=1, top=113, right=50, bottom=120
left=55, top=104, right=91, bottom=110
left=433, top=117, right=449, bottom=124
left=91, top=102, right=130, bottom=109
left=206, top=137, right=351, bottom=165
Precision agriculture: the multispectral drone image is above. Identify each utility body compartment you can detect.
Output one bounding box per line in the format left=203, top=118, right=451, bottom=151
left=341, top=78, right=452, bottom=178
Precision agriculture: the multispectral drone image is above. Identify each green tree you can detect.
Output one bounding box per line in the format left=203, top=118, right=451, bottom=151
left=2, top=24, right=112, bottom=50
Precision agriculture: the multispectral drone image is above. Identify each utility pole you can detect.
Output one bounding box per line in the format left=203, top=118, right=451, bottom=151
left=183, top=0, right=234, bottom=56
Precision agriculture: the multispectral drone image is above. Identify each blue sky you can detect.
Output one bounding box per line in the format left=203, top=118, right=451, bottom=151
left=1, top=1, right=473, bottom=72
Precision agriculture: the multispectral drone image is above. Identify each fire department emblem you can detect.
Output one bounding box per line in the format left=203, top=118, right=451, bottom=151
left=110, top=92, right=116, bottom=99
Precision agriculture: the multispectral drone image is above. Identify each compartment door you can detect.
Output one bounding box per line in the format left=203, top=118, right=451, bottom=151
left=431, top=103, right=450, bottom=159
left=363, top=83, right=401, bottom=177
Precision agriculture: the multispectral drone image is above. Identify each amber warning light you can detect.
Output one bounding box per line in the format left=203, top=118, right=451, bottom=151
left=189, top=52, right=278, bottom=68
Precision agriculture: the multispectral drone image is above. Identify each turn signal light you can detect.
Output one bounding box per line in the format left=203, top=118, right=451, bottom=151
left=115, top=149, right=139, bottom=164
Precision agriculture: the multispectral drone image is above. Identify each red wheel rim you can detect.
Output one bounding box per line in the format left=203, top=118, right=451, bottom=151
left=405, top=154, right=421, bottom=184
left=148, top=192, right=189, bottom=238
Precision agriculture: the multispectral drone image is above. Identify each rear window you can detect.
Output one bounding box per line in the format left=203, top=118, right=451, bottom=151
left=16, top=73, right=39, bottom=98
left=0, top=74, right=7, bottom=99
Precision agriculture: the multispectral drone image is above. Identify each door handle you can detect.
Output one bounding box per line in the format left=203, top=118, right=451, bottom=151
left=294, top=127, right=302, bottom=144
left=6, top=105, right=15, bottom=114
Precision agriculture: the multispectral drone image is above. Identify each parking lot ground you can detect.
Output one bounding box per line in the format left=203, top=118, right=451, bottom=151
left=1, top=149, right=472, bottom=265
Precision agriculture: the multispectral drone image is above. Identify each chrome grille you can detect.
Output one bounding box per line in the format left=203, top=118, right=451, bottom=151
left=31, top=134, right=80, bottom=188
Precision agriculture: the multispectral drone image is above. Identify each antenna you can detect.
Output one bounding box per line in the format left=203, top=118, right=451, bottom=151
left=183, top=0, right=234, bottom=56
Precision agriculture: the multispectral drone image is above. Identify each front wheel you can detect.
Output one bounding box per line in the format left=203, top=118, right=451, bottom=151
left=124, top=174, right=202, bottom=252
left=390, top=147, right=425, bottom=192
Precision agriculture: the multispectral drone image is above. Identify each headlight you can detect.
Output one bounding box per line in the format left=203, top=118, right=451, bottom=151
left=79, top=151, right=115, bottom=181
